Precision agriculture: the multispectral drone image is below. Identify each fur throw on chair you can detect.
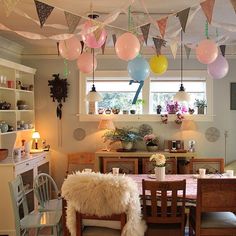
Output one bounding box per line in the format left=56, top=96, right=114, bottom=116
left=61, top=172, right=146, bottom=236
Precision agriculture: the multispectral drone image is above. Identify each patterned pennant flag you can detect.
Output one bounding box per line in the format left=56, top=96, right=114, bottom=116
left=200, top=0, right=215, bottom=24
left=184, top=45, right=191, bottom=59
left=3, top=0, right=19, bottom=16
left=169, top=38, right=178, bottom=59
left=101, top=36, right=107, bottom=55
left=157, top=17, right=168, bottom=39
left=80, top=41, right=84, bottom=54
left=140, top=23, right=150, bottom=45
left=177, top=8, right=190, bottom=32
left=152, top=37, right=167, bottom=55
left=112, top=34, right=117, bottom=46
left=34, top=0, right=54, bottom=27
left=64, top=11, right=81, bottom=34
left=230, top=0, right=236, bottom=13
left=220, top=45, right=226, bottom=57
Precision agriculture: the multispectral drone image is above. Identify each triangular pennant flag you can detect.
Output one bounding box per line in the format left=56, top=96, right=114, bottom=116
left=200, top=0, right=215, bottom=24
left=220, top=45, right=226, bottom=57
left=169, top=38, right=178, bottom=59
left=101, top=36, right=107, bottom=55
left=80, top=41, right=84, bottom=54
left=152, top=37, right=167, bottom=55
left=3, top=0, right=19, bottom=16
left=140, top=23, right=150, bottom=45
left=184, top=45, right=191, bottom=59
left=112, top=34, right=117, bottom=46
left=157, top=17, right=168, bottom=39
left=230, top=0, right=236, bottom=13
left=56, top=42, right=59, bottom=56
left=138, top=34, right=145, bottom=46
left=64, top=11, right=81, bottom=33
left=177, top=8, right=190, bottom=32
left=34, top=0, right=54, bottom=27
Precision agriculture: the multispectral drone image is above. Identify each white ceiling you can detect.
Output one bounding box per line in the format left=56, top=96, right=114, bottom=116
left=0, top=0, right=236, bottom=54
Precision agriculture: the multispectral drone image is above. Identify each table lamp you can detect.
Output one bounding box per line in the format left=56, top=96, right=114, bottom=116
left=98, top=119, right=115, bottom=151
left=32, top=131, right=40, bottom=149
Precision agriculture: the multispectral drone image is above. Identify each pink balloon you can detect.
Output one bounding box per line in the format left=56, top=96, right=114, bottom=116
left=207, top=55, right=229, bottom=79
left=59, top=36, right=81, bottom=61
left=77, top=52, right=97, bottom=74
left=82, top=20, right=107, bottom=48
left=196, top=39, right=218, bottom=64
left=115, top=32, right=140, bottom=61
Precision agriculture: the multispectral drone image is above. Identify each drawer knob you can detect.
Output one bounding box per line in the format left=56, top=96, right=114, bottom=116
left=26, top=163, right=29, bottom=166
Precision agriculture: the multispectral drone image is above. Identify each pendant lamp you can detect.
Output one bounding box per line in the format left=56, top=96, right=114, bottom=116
left=86, top=48, right=102, bottom=102
left=174, top=30, right=190, bottom=102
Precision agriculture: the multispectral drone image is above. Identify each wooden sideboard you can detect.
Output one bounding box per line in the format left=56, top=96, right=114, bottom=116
left=0, top=152, right=50, bottom=236
left=95, top=150, right=196, bottom=174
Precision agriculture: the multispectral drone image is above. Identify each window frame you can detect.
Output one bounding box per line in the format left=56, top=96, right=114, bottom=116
left=78, top=70, right=213, bottom=122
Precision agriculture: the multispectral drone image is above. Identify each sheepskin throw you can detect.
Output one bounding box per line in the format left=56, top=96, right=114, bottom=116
left=61, top=172, right=146, bottom=236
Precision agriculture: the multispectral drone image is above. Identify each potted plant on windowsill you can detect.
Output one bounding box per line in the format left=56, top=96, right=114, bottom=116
left=102, top=127, right=141, bottom=151
left=194, top=99, right=207, bottom=114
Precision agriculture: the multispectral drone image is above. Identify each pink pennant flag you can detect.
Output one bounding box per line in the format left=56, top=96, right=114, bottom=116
left=157, top=17, right=168, bottom=39
left=230, top=0, right=236, bottom=13
left=200, top=0, right=215, bottom=24
left=177, top=8, right=190, bottom=33
left=140, top=23, right=150, bottom=45
left=34, top=0, right=54, bottom=27
left=169, top=38, right=178, bottom=59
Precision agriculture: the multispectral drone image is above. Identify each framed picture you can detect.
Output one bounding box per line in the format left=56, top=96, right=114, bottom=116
left=230, top=83, right=236, bottom=110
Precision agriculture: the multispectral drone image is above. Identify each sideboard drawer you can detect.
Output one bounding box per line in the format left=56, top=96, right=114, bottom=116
left=15, top=159, right=35, bottom=174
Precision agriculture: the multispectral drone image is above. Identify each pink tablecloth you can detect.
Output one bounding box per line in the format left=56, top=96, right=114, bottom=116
left=129, top=174, right=198, bottom=200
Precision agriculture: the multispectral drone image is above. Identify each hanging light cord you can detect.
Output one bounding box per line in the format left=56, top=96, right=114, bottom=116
left=180, top=30, right=183, bottom=85
left=91, top=48, right=96, bottom=92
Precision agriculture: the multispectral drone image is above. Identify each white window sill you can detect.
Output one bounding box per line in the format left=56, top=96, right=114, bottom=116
left=76, top=114, right=213, bottom=122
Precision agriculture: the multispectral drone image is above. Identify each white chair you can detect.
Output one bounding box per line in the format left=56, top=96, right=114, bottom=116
left=34, top=173, right=62, bottom=212
left=9, top=175, right=61, bottom=236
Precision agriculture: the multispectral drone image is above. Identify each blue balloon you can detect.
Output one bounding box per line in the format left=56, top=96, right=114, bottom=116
left=127, top=56, right=150, bottom=81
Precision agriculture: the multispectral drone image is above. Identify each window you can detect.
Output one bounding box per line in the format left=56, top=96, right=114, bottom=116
left=79, top=70, right=212, bottom=121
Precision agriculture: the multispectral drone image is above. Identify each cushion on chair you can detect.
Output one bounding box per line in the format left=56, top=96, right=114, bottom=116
left=82, top=226, right=121, bottom=236
left=201, top=212, right=236, bottom=228
left=83, top=219, right=120, bottom=230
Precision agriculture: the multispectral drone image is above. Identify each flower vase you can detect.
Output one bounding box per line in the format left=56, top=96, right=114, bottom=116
left=155, top=166, right=165, bottom=181
left=146, top=145, right=158, bottom=152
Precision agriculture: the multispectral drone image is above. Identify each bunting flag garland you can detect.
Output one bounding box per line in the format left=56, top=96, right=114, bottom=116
left=157, top=17, right=168, bottom=39
left=200, top=0, right=215, bottom=24
left=64, top=11, right=81, bottom=33
left=101, top=37, right=107, bottom=55
left=169, top=38, right=178, bottom=59
left=230, top=0, right=236, bottom=13
left=219, top=45, right=226, bottom=57
left=2, top=0, right=19, bottom=16
left=56, top=42, right=60, bottom=56
left=184, top=45, right=191, bottom=59
left=140, top=23, right=150, bottom=45
left=177, top=8, right=190, bottom=32
left=112, top=34, right=117, bottom=46
left=34, top=0, right=54, bottom=27
left=152, top=37, right=167, bottom=55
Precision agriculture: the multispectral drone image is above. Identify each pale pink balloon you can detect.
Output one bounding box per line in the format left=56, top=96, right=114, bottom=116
left=82, top=20, right=107, bottom=48
left=77, top=52, right=97, bottom=74
left=115, top=32, right=140, bottom=61
left=196, top=39, right=218, bottom=64
left=59, top=36, right=82, bottom=61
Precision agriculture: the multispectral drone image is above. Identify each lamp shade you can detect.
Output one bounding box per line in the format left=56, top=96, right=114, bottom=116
left=98, top=119, right=115, bottom=130
left=86, top=90, right=102, bottom=102
left=174, top=90, right=191, bottom=102
left=181, top=120, right=197, bottom=131
left=32, top=131, right=40, bottom=139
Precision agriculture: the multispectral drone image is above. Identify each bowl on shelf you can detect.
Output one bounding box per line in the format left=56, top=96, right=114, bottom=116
left=0, top=101, right=11, bottom=110
left=17, top=104, right=29, bottom=110
left=0, top=149, right=8, bottom=161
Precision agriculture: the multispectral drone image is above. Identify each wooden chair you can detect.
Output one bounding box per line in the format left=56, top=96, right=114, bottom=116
left=103, top=157, right=138, bottom=174
left=62, top=198, right=126, bottom=236
left=189, top=178, right=236, bottom=236
left=189, top=158, right=224, bottom=174
left=9, top=175, right=61, bottom=236
left=67, top=152, right=95, bottom=175
left=142, top=157, right=177, bottom=174
left=34, top=173, right=62, bottom=212
left=142, top=179, right=186, bottom=236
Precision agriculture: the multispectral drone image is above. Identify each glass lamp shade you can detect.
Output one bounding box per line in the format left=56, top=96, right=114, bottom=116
left=32, top=131, right=40, bottom=139
left=98, top=119, right=115, bottom=130
left=174, top=84, right=190, bottom=102
left=181, top=120, right=197, bottom=131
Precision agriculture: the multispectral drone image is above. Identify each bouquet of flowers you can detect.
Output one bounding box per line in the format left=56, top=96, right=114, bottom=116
left=166, top=101, right=180, bottom=114
left=149, top=153, right=166, bottom=167
left=143, top=134, right=158, bottom=146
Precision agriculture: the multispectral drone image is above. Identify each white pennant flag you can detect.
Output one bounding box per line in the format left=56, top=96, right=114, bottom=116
left=169, top=37, right=179, bottom=59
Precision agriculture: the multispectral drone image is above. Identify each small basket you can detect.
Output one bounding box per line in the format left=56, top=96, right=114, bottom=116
left=0, top=149, right=8, bottom=161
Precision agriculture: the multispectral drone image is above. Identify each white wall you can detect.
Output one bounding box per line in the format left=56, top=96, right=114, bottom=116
left=19, top=56, right=236, bottom=187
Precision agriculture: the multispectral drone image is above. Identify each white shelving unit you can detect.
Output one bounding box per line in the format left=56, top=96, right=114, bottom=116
left=0, top=58, right=36, bottom=156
